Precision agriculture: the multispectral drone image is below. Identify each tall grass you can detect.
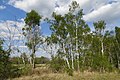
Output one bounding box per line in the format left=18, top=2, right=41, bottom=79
left=12, top=65, right=120, bottom=80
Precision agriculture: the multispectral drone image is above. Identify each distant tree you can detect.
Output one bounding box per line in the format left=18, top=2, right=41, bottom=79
left=35, top=56, right=49, bottom=64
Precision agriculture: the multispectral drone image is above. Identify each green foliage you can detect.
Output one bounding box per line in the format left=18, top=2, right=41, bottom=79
left=10, top=66, right=21, bottom=78
left=66, top=68, right=73, bottom=76
left=25, top=10, right=41, bottom=26
left=92, top=54, right=112, bottom=72
left=23, top=10, right=42, bottom=49
left=49, top=55, right=65, bottom=73
left=115, top=27, right=120, bottom=44
left=0, top=40, right=12, bottom=79
left=93, top=21, right=106, bottom=33
left=20, top=65, right=32, bottom=76
left=46, top=1, right=120, bottom=74
left=0, top=52, right=11, bottom=79
left=23, top=10, right=42, bottom=68
left=0, top=40, right=25, bottom=79
left=10, top=57, right=23, bottom=64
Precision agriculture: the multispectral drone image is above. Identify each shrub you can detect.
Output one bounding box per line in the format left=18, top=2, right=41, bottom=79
left=0, top=51, right=11, bottom=79
left=66, top=68, right=73, bottom=76
left=0, top=40, right=23, bottom=79
left=20, top=65, right=32, bottom=76
left=49, top=56, right=65, bottom=73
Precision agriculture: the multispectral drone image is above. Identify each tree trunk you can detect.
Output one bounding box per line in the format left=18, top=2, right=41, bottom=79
left=32, top=55, right=35, bottom=69
left=29, top=56, right=32, bottom=65
left=69, top=40, right=74, bottom=70
left=77, top=54, right=80, bottom=71
left=32, top=45, right=36, bottom=69
left=22, top=56, right=26, bottom=65
left=66, top=58, right=70, bottom=69
left=63, top=43, right=70, bottom=69
left=71, top=46, right=74, bottom=70
left=101, top=40, right=104, bottom=56
left=75, top=21, right=79, bottom=71
left=28, top=50, right=32, bottom=65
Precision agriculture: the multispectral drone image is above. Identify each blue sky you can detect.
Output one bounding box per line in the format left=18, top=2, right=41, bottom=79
left=0, top=0, right=51, bottom=36
left=0, top=0, right=52, bottom=57
left=0, top=0, right=25, bottom=21
left=1, top=0, right=120, bottom=35
left=0, top=0, right=120, bottom=57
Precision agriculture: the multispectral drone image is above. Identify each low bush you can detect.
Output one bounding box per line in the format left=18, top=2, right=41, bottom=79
left=49, top=56, right=65, bottom=73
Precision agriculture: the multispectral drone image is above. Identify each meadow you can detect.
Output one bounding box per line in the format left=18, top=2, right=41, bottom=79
left=12, top=64, right=120, bottom=80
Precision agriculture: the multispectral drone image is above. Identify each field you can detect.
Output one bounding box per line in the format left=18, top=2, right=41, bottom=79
left=11, top=64, right=120, bottom=80
left=12, top=72, right=120, bottom=80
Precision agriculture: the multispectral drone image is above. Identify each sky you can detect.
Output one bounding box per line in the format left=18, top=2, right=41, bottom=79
left=0, top=0, right=120, bottom=57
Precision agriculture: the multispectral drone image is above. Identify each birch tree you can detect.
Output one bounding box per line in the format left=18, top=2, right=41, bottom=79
left=22, top=10, right=42, bottom=68
left=47, top=1, right=90, bottom=71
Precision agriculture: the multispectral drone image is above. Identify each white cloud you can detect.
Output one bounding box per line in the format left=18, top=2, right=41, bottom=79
left=83, top=1, right=120, bottom=24
left=9, top=0, right=56, bottom=18
left=0, top=5, right=6, bottom=10
left=8, top=0, right=120, bottom=26
left=19, top=45, right=27, bottom=48
left=0, top=20, right=26, bottom=51
left=55, top=0, right=71, bottom=15
left=0, top=20, right=25, bottom=40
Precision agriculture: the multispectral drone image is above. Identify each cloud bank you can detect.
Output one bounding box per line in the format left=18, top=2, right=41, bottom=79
left=8, top=0, right=120, bottom=26
left=0, top=20, right=24, bottom=40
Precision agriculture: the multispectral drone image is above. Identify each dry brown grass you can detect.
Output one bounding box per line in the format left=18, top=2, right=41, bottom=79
left=11, top=67, right=120, bottom=80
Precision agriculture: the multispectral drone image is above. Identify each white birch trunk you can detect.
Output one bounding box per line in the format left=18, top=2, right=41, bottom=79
left=75, top=20, right=79, bottom=71
left=63, top=43, right=70, bottom=69
left=101, top=40, right=104, bottom=56
left=21, top=56, right=25, bottom=65
left=101, top=30, right=104, bottom=56
left=71, top=43, right=74, bottom=69
left=29, top=56, right=32, bottom=65
left=71, top=54, right=74, bottom=69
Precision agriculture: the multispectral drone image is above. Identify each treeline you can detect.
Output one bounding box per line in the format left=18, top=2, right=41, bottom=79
left=10, top=56, right=49, bottom=64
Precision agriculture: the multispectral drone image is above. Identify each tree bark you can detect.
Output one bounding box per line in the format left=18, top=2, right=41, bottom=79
left=101, top=40, right=104, bottom=56
left=63, top=43, right=70, bottom=69
left=75, top=20, right=79, bottom=71
left=21, top=56, right=26, bottom=65
left=32, top=45, right=36, bottom=69
left=71, top=43, right=74, bottom=70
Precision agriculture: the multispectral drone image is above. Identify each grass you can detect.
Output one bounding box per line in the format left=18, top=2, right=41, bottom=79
left=12, top=72, right=120, bottom=80
left=11, top=65, right=120, bottom=80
